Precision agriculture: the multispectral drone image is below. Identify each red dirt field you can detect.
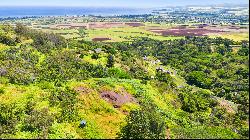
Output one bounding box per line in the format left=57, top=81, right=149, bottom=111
left=52, top=22, right=145, bottom=30
left=88, top=22, right=144, bottom=29
left=125, top=22, right=145, bottom=27
left=171, top=25, right=188, bottom=29
left=100, top=91, right=137, bottom=108
left=88, top=22, right=124, bottom=29
left=92, top=37, right=111, bottom=42
left=150, top=28, right=225, bottom=36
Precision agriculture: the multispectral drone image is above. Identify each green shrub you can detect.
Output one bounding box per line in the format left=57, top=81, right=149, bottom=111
left=118, top=104, right=166, bottom=139
left=179, top=89, right=217, bottom=113
left=0, top=87, right=4, bottom=94
left=49, top=87, right=79, bottom=122
left=21, top=108, right=55, bottom=139
left=108, top=68, right=131, bottom=79
left=186, top=71, right=212, bottom=89
left=106, top=54, right=115, bottom=68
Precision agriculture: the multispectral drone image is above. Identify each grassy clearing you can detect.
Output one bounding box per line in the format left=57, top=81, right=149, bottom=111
left=85, top=26, right=183, bottom=42
left=41, top=24, right=183, bottom=42
left=42, top=29, right=80, bottom=39
left=209, top=32, right=249, bottom=42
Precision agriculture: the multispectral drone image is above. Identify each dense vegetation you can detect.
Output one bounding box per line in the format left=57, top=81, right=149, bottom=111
left=0, top=24, right=249, bottom=139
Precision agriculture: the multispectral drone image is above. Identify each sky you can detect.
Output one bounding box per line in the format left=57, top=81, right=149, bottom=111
left=0, top=0, right=249, bottom=8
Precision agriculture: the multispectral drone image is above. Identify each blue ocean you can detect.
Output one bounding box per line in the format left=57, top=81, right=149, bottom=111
left=0, top=6, right=152, bottom=18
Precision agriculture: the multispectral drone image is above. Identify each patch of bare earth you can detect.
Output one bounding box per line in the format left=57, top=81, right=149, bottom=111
left=89, top=22, right=124, bottom=29
left=219, top=99, right=236, bottom=114
left=125, top=22, right=145, bottom=27
left=148, top=25, right=227, bottom=36
left=152, top=28, right=225, bottom=36
left=100, top=90, right=138, bottom=108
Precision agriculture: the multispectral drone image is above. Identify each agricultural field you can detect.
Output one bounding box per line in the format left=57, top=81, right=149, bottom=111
left=1, top=15, right=248, bottom=42
left=40, top=22, right=184, bottom=42
left=209, top=32, right=249, bottom=42
left=37, top=21, right=249, bottom=42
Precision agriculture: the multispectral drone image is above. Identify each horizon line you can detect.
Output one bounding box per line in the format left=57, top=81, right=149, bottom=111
left=0, top=3, right=248, bottom=8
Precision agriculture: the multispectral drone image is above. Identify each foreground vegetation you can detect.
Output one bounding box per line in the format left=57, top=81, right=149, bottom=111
left=0, top=24, right=249, bottom=139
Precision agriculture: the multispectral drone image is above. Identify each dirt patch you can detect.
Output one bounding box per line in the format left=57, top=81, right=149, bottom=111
left=125, top=22, right=144, bottom=27
left=218, top=99, right=236, bottom=114
left=89, top=22, right=125, bottom=29
left=150, top=28, right=224, bottom=36
left=92, top=37, right=111, bottom=42
left=206, top=25, right=249, bottom=33
left=172, top=25, right=188, bottom=29
left=100, top=91, right=137, bottom=108
left=52, top=22, right=147, bottom=30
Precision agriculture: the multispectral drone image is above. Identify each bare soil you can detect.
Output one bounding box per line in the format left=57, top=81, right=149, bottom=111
left=125, top=22, right=145, bottom=27
left=89, top=22, right=124, bottom=29
left=100, top=90, right=137, bottom=108
left=150, top=28, right=224, bottom=36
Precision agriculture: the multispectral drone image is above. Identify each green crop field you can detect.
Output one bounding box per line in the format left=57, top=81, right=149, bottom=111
left=209, top=32, right=249, bottom=42
left=84, top=26, right=183, bottom=42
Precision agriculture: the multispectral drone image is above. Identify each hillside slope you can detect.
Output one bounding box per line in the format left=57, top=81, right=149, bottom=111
left=0, top=24, right=249, bottom=139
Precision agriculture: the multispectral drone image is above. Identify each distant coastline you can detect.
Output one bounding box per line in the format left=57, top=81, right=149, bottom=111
left=0, top=6, right=153, bottom=18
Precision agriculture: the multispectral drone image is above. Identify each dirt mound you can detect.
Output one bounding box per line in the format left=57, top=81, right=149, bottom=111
left=92, top=37, right=111, bottom=42
left=100, top=91, right=137, bottom=108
